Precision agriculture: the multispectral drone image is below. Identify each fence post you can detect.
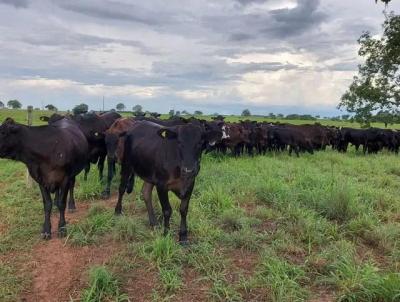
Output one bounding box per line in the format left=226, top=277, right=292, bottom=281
left=26, top=106, right=33, bottom=188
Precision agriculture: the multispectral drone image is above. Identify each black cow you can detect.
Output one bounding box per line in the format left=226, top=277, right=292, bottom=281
left=0, top=118, right=88, bottom=239
left=42, top=112, right=121, bottom=181
left=268, top=126, right=314, bottom=156
left=115, top=121, right=221, bottom=243
left=71, top=111, right=121, bottom=180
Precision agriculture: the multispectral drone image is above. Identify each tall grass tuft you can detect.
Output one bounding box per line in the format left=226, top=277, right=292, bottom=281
left=81, top=266, right=128, bottom=302
left=256, top=250, right=309, bottom=301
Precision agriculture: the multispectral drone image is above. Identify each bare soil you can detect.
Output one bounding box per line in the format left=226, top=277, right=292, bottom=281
left=20, top=199, right=118, bottom=302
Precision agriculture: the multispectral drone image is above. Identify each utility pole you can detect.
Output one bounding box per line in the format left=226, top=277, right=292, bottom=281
left=102, top=96, right=105, bottom=112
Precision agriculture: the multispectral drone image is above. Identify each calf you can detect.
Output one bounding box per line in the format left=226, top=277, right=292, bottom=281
left=0, top=118, right=88, bottom=239
left=115, top=121, right=221, bottom=243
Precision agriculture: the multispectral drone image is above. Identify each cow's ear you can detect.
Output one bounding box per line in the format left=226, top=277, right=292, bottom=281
left=4, top=117, right=15, bottom=124
left=158, top=128, right=177, bottom=139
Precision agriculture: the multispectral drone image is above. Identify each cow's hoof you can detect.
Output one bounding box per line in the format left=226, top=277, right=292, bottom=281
left=58, top=227, right=67, bottom=238
left=101, top=191, right=111, bottom=199
left=179, top=240, right=190, bottom=247
left=41, top=232, right=51, bottom=240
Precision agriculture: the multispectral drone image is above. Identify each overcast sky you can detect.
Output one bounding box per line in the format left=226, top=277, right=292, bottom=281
left=0, top=0, right=398, bottom=116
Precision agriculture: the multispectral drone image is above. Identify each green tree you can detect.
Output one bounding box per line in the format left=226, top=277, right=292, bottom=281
left=241, top=109, right=251, bottom=116
left=132, top=104, right=143, bottom=113
left=0, top=101, right=4, bottom=109
left=72, top=103, right=89, bottom=115
left=169, top=109, right=175, bottom=117
left=182, top=110, right=189, bottom=115
left=277, top=113, right=284, bottom=118
left=268, top=112, right=276, bottom=119
left=374, top=110, right=394, bottom=127
left=341, top=114, right=350, bottom=120
left=45, top=104, right=57, bottom=111
left=194, top=110, right=203, bottom=115
left=150, top=112, right=161, bottom=118
left=7, top=99, right=22, bottom=109
left=116, top=103, right=125, bottom=111
left=339, top=13, right=400, bottom=126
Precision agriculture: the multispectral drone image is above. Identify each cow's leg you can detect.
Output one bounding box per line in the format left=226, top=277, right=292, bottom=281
left=102, top=157, right=114, bottom=199
left=126, top=173, right=135, bottom=194
left=289, top=145, right=293, bottom=156
left=141, top=182, right=157, bottom=227
left=179, top=183, right=194, bottom=244
left=84, top=163, right=90, bottom=181
left=295, top=146, right=300, bottom=157
left=54, top=189, right=60, bottom=208
left=39, top=185, right=53, bottom=240
left=115, top=165, right=132, bottom=215
left=67, top=176, right=76, bottom=212
left=57, top=179, right=70, bottom=237
left=98, top=154, right=106, bottom=181
left=156, top=186, right=172, bottom=236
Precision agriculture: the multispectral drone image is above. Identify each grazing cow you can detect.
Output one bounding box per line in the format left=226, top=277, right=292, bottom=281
left=0, top=118, right=88, bottom=239
left=115, top=121, right=221, bottom=243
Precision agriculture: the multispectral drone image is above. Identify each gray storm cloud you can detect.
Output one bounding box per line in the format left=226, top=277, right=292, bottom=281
left=0, top=0, right=397, bottom=115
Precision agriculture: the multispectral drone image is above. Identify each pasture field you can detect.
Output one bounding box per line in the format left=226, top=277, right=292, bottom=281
left=1, top=108, right=400, bottom=129
left=0, top=110, right=400, bottom=301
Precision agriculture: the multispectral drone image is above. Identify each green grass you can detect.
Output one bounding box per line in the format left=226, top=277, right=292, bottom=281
left=2, top=108, right=400, bottom=129
left=81, top=266, right=129, bottom=302
left=1, top=110, right=400, bottom=301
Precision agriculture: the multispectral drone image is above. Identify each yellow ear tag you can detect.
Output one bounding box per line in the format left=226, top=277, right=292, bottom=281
left=94, top=132, right=99, bottom=136
left=161, top=130, right=167, bottom=138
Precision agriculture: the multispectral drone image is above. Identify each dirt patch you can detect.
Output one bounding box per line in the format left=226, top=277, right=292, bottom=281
left=175, top=267, right=210, bottom=302
left=228, top=248, right=259, bottom=279
left=308, top=287, right=335, bottom=302
left=356, top=243, right=389, bottom=268
left=122, top=264, right=158, bottom=302
left=255, top=219, right=278, bottom=233
left=0, top=222, right=8, bottom=236
left=19, top=198, right=119, bottom=302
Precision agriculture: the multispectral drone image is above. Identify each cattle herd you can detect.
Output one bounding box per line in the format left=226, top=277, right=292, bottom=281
left=0, top=112, right=398, bottom=243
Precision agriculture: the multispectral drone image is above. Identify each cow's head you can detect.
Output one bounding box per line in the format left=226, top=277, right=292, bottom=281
left=0, top=118, right=21, bottom=159
left=202, top=121, right=223, bottom=146
left=157, top=124, right=205, bottom=177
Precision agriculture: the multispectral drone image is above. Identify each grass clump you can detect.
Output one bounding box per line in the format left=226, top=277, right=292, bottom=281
left=81, top=266, right=128, bottom=302
left=142, top=234, right=183, bottom=294
left=256, top=250, right=309, bottom=302
left=112, top=216, right=146, bottom=242
left=67, top=205, right=114, bottom=246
